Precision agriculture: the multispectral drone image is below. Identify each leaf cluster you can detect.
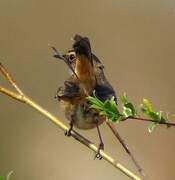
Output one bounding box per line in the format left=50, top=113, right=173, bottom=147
left=87, top=92, right=172, bottom=132
left=87, top=93, right=122, bottom=122
left=141, top=99, right=169, bottom=132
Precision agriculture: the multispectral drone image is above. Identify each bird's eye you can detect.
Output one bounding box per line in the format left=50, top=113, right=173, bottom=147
left=98, top=64, right=104, bottom=70
left=69, top=54, right=76, bottom=62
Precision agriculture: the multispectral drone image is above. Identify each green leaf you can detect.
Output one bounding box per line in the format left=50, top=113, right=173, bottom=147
left=104, top=100, right=112, bottom=109
left=109, top=96, right=118, bottom=112
left=121, top=93, right=128, bottom=104
left=141, top=98, right=169, bottom=132
left=143, top=98, right=153, bottom=112
left=87, top=92, right=123, bottom=122
left=148, top=111, right=160, bottom=121
left=103, top=98, right=119, bottom=114
left=124, top=103, right=136, bottom=116
left=0, top=177, right=4, bottom=180
left=148, top=122, right=158, bottom=133
left=123, top=107, right=133, bottom=117
left=99, top=111, right=108, bottom=116
left=90, top=104, right=105, bottom=111
left=87, top=96, right=103, bottom=107
left=121, top=93, right=136, bottom=117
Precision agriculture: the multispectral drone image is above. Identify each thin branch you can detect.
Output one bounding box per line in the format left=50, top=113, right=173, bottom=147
left=106, top=122, right=145, bottom=179
left=0, top=62, right=23, bottom=95
left=0, top=86, right=25, bottom=102
left=125, top=116, right=175, bottom=126
left=0, top=62, right=141, bottom=180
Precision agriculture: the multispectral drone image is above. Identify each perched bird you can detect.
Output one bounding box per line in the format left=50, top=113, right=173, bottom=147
left=53, top=34, right=117, bottom=158
left=52, top=35, right=145, bottom=177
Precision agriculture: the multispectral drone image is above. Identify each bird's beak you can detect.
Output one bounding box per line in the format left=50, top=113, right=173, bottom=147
left=50, top=45, right=80, bottom=81
left=49, top=45, right=65, bottom=60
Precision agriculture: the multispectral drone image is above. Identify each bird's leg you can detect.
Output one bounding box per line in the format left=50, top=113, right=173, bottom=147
left=65, top=115, right=75, bottom=136
left=94, top=124, right=104, bottom=160
left=54, top=87, right=62, bottom=100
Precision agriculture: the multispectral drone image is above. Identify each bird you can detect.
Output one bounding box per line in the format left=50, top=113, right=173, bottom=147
left=51, top=35, right=145, bottom=177
left=52, top=34, right=117, bottom=158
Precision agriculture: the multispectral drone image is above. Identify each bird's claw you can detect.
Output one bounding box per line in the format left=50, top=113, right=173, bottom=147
left=94, top=143, right=104, bottom=160
left=64, top=128, right=72, bottom=136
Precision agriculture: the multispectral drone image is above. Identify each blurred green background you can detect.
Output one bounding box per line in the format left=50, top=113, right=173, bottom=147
left=0, top=0, right=175, bottom=179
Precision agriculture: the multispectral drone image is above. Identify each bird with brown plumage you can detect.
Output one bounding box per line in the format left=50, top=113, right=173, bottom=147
left=52, top=34, right=117, bottom=158
left=51, top=35, right=145, bottom=177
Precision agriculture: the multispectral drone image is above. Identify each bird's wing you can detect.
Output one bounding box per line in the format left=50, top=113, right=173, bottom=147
left=55, top=78, right=80, bottom=100
left=94, top=84, right=117, bottom=104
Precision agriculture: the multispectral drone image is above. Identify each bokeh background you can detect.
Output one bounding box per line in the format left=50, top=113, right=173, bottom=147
left=0, top=0, right=175, bottom=179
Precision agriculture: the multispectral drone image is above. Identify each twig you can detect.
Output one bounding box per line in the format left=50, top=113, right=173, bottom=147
left=0, top=63, right=141, bottom=180
left=124, top=117, right=175, bottom=126
left=106, top=122, right=145, bottom=179
left=0, top=62, right=23, bottom=95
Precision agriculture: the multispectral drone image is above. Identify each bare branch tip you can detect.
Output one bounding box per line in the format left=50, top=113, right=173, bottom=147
left=48, top=43, right=55, bottom=50
left=0, top=62, right=4, bottom=69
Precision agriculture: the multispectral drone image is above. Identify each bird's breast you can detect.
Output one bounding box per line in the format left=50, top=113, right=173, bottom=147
left=64, top=103, right=104, bottom=130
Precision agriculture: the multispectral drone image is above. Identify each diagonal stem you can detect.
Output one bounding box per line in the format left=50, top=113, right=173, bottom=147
left=0, top=87, right=141, bottom=180
left=0, top=63, right=23, bottom=95
left=125, top=116, right=175, bottom=126
left=106, top=122, right=145, bottom=178
left=0, top=86, right=25, bottom=102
